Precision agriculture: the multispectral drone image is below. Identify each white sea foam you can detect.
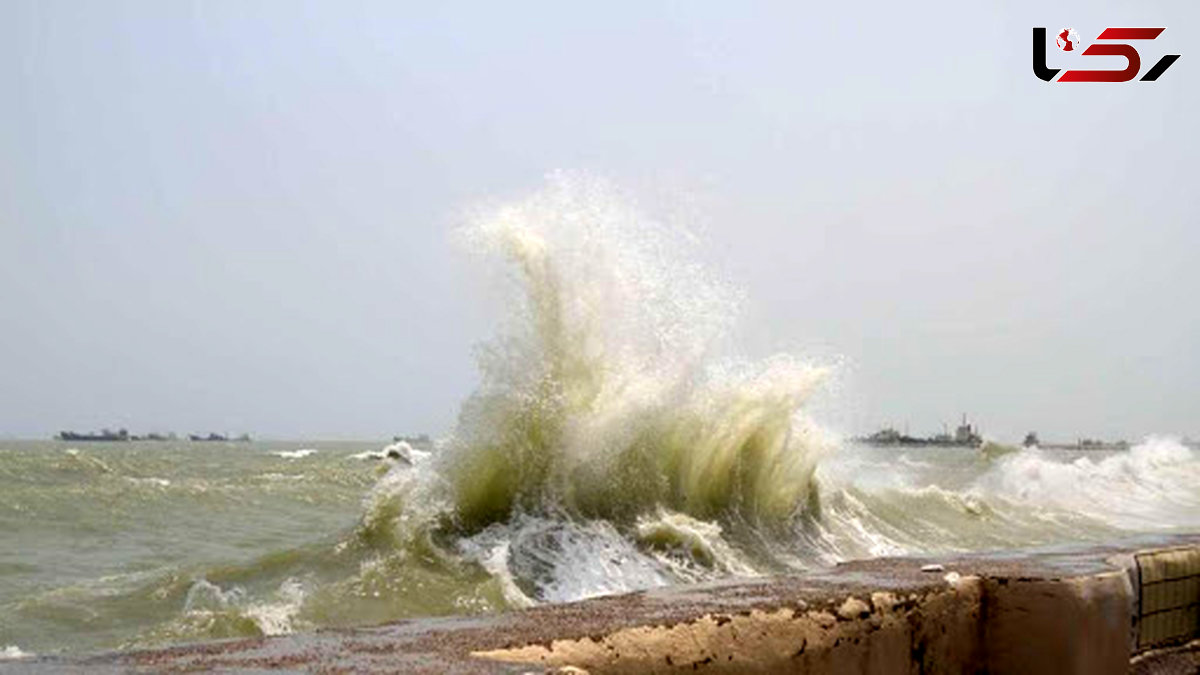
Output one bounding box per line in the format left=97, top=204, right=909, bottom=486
left=272, top=448, right=318, bottom=459
left=456, top=531, right=536, bottom=608
left=243, top=578, right=306, bottom=636
left=183, top=578, right=245, bottom=612
left=634, top=508, right=759, bottom=578
left=258, top=472, right=305, bottom=481
left=127, top=476, right=172, bottom=488
left=350, top=441, right=429, bottom=463
left=181, top=577, right=305, bottom=636
left=0, top=645, right=32, bottom=660
left=462, top=515, right=673, bottom=604
left=979, top=437, right=1200, bottom=530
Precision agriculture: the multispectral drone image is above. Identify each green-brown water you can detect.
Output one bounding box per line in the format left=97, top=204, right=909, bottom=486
left=3, top=437, right=1198, bottom=659
left=4, top=175, right=1198, bottom=660
left=0, top=440, right=487, bottom=656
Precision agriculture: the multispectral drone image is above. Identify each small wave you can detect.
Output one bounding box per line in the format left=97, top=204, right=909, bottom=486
left=896, top=454, right=934, bottom=469
left=126, top=476, right=172, bottom=488
left=272, top=449, right=317, bottom=459
left=350, top=441, right=429, bottom=464
left=1, top=645, right=32, bottom=660
left=183, top=578, right=245, bottom=612
left=244, top=578, right=306, bottom=636
left=58, top=448, right=113, bottom=473
left=257, top=472, right=305, bottom=482
left=634, top=509, right=757, bottom=576
left=171, top=578, right=306, bottom=639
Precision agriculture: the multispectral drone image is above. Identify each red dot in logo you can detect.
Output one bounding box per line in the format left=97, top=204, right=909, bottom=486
left=1056, top=28, right=1079, bottom=51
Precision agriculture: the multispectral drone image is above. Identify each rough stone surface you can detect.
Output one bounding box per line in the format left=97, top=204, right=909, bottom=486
left=1131, top=640, right=1200, bottom=675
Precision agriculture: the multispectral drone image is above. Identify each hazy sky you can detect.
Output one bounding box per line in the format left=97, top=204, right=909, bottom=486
left=2, top=1, right=1196, bottom=442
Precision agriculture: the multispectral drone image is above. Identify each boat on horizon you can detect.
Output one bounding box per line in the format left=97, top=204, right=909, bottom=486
left=56, top=428, right=130, bottom=442
left=854, top=415, right=984, bottom=448
left=187, top=432, right=251, bottom=442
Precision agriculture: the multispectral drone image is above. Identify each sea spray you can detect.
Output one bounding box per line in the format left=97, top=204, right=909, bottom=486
left=436, top=172, right=834, bottom=532
left=979, top=436, right=1200, bottom=530
left=342, top=173, right=838, bottom=610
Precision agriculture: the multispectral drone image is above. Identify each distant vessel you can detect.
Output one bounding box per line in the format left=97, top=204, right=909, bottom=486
left=855, top=414, right=983, bottom=448
left=144, top=432, right=178, bottom=441
left=949, top=415, right=984, bottom=447
left=55, top=429, right=183, bottom=442
left=56, top=428, right=130, bottom=442
left=187, top=433, right=251, bottom=442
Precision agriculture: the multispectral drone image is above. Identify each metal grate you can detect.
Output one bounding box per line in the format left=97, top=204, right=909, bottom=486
left=1136, top=546, right=1200, bottom=651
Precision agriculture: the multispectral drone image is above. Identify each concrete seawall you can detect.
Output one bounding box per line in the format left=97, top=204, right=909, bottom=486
left=7, top=534, right=1200, bottom=673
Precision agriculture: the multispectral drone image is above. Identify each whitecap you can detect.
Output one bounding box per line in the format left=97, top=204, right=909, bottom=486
left=351, top=441, right=429, bottom=464
left=272, top=448, right=317, bottom=459
left=978, top=437, right=1200, bottom=531
left=1, top=645, right=32, bottom=660
left=243, top=578, right=306, bottom=636
left=127, top=476, right=172, bottom=488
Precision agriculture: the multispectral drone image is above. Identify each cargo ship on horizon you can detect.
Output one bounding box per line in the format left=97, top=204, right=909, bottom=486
left=54, top=429, right=249, bottom=442
left=855, top=414, right=984, bottom=448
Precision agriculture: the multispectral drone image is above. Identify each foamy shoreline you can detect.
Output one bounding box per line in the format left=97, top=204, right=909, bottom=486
left=14, top=533, right=1199, bottom=674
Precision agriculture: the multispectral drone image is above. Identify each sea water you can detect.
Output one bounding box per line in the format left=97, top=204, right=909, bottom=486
left=3, top=174, right=1198, bottom=658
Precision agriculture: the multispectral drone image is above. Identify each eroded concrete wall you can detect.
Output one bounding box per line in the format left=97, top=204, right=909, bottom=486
left=477, top=547, right=1194, bottom=674
left=981, top=571, right=1133, bottom=675
left=480, top=584, right=984, bottom=674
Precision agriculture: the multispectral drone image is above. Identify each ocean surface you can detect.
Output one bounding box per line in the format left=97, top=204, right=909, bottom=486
left=2, top=438, right=1198, bottom=659
left=4, top=175, right=1198, bottom=659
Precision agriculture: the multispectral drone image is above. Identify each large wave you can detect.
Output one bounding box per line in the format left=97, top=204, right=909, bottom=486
left=446, top=173, right=830, bottom=527
left=349, top=174, right=1200, bottom=610
left=350, top=172, right=834, bottom=604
